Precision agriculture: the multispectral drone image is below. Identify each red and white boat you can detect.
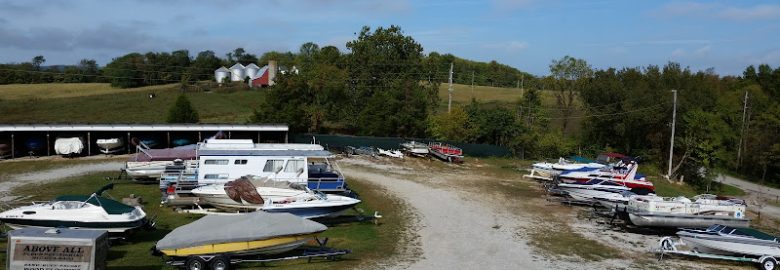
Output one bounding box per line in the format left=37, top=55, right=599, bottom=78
left=558, top=161, right=654, bottom=194
left=428, top=142, right=464, bottom=163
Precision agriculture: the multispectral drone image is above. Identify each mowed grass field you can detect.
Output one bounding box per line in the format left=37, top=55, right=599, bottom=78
left=0, top=83, right=264, bottom=123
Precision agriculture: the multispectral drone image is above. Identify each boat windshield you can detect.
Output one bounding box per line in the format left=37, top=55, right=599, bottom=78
left=50, top=201, right=90, bottom=210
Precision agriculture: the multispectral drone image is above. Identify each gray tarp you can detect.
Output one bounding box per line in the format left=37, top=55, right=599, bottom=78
left=156, top=212, right=327, bottom=250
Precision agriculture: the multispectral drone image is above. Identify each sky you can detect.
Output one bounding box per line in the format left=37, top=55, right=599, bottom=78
left=0, top=0, right=779, bottom=76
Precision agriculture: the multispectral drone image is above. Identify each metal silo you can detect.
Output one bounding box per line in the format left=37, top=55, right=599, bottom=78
left=229, top=63, right=245, bottom=82
left=245, top=63, right=260, bottom=79
left=214, top=66, right=231, bottom=83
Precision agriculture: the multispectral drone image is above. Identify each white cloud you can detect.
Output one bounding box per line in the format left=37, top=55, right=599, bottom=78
left=718, top=5, right=780, bottom=21
left=653, top=2, right=780, bottom=21
left=483, top=41, right=529, bottom=52
left=672, top=48, right=686, bottom=57
left=693, top=45, right=711, bottom=56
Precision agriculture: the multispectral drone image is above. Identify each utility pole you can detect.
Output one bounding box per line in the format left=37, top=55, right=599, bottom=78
left=737, top=91, right=748, bottom=169
left=448, top=62, right=453, bottom=113
left=667, top=89, right=677, bottom=180
left=470, top=71, right=475, bottom=99
left=521, top=74, right=524, bottom=97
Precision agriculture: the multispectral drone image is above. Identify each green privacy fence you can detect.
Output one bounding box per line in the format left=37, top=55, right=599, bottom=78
left=291, top=134, right=512, bottom=158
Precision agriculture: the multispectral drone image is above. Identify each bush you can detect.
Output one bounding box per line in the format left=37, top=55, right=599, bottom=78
left=166, top=94, right=199, bottom=123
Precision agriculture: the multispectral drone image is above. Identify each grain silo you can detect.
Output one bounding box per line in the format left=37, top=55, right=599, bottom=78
left=214, top=66, right=231, bottom=83
left=245, top=63, right=260, bottom=79
left=229, top=63, right=246, bottom=82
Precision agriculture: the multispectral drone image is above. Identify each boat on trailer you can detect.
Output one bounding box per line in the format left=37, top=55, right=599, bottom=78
left=428, top=142, right=463, bottom=163
left=627, top=194, right=749, bottom=228
left=155, top=212, right=328, bottom=269
left=400, top=141, right=429, bottom=156
left=0, top=184, right=151, bottom=233
left=553, top=179, right=633, bottom=203
left=189, top=176, right=360, bottom=219
left=657, top=225, right=780, bottom=270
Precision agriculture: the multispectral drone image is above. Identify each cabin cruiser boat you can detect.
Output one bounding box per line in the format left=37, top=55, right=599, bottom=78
left=554, top=179, right=633, bottom=203
left=627, top=194, right=748, bottom=228
left=400, top=141, right=429, bottom=156
left=96, top=138, right=124, bottom=154
left=190, top=176, right=360, bottom=219
left=0, top=184, right=150, bottom=233
left=155, top=212, right=327, bottom=257
left=676, top=224, right=780, bottom=257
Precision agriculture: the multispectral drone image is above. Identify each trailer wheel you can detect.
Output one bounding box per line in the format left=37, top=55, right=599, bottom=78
left=210, top=256, right=230, bottom=270
left=186, top=256, right=208, bottom=270
left=760, top=256, right=776, bottom=270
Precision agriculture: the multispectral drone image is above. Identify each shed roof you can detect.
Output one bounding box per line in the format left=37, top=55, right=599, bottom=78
left=0, top=124, right=288, bottom=132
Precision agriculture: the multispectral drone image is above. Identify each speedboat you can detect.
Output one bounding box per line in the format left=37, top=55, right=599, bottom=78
left=400, top=141, right=429, bottom=156
left=190, top=176, right=361, bottom=219
left=378, top=148, right=404, bottom=159
left=627, top=194, right=749, bottom=228
left=155, top=212, right=327, bottom=257
left=554, top=179, right=633, bottom=203
left=0, top=184, right=150, bottom=233
left=96, top=138, right=124, bottom=154
left=558, top=161, right=654, bottom=194
left=676, top=224, right=780, bottom=257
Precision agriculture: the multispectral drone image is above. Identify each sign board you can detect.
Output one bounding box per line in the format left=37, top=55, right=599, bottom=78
left=6, top=228, right=107, bottom=270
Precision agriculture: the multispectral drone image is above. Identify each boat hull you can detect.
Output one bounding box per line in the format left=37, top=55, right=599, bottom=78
left=97, top=138, right=124, bottom=154
left=678, top=231, right=780, bottom=257
left=628, top=212, right=749, bottom=228
left=0, top=217, right=148, bottom=233
left=160, top=233, right=320, bottom=257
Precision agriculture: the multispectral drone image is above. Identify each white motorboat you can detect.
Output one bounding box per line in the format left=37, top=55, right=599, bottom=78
left=0, top=184, right=151, bottom=233
left=378, top=148, right=404, bottom=159
left=592, top=191, right=641, bottom=212
left=677, top=224, right=780, bottom=257
left=96, top=138, right=124, bottom=154
left=525, top=157, right=605, bottom=181
left=558, top=162, right=654, bottom=194
left=627, top=194, right=749, bottom=228
left=190, top=176, right=361, bottom=219
left=554, top=179, right=632, bottom=203
left=400, top=141, right=429, bottom=156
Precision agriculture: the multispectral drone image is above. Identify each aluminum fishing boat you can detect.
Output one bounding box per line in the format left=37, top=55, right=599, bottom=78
left=627, top=194, right=749, bottom=228
left=0, top=184, right=150, bottom=233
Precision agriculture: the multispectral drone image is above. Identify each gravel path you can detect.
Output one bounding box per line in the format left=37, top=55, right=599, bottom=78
left=717, top=174, right=780, bottom=219
left=344, top=168, right=544, bottom=270
left=0, top=161, right=124, bottom=201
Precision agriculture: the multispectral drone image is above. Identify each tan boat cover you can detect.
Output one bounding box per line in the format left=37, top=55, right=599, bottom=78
left=155, top=212, right=326, bottom=251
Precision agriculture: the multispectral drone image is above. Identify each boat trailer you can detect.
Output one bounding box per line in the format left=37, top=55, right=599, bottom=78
left=656, top=236, right=778, bottom=270
left=164, top=238, right=350, bottom=270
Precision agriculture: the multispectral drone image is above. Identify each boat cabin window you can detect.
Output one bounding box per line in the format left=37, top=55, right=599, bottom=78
left=284, top=160, right=305, bottom=173
left=204, top=173, right=229, bottom=179
left=204, top=159, right=229, bottom=165
left=234, top=159, right=248, bottom=165
left=263, top=159, right=285, bottom=172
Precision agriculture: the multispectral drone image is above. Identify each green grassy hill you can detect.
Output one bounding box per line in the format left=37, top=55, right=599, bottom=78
left=0, top=83, right=264, bottom=123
